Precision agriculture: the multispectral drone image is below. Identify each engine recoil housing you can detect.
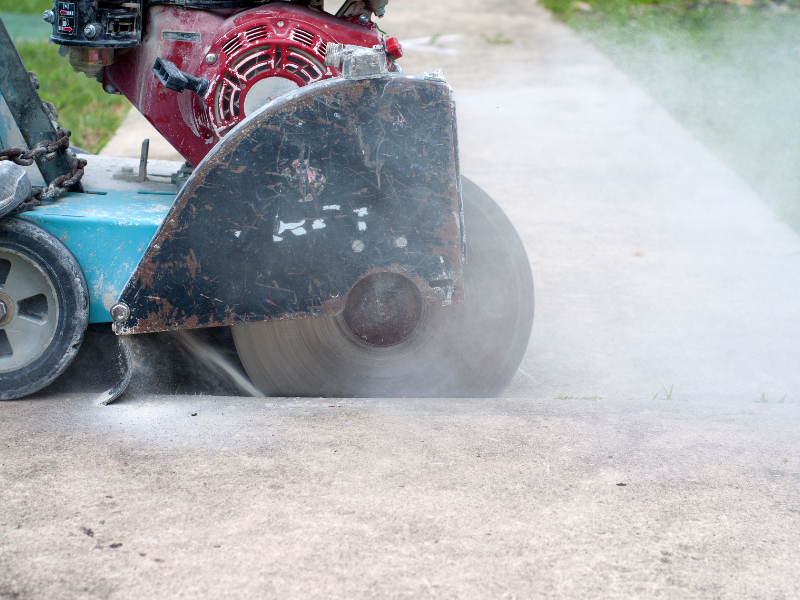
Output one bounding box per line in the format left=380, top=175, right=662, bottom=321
left=103, top=4, right=384, bottom=165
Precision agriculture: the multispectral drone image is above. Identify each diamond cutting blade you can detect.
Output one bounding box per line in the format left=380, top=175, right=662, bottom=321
left=232, top=177, right=534, bottom=398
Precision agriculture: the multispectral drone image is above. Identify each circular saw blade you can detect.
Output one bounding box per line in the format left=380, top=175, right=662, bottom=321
left=232, top=177, right=534, bottom=398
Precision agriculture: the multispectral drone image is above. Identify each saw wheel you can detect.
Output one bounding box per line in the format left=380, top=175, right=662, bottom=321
left=0, top=219, right=89, bottom=400
left=232, top=177, right=534, bottom=398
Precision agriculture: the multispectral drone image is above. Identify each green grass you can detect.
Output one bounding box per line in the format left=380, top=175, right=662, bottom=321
left=540, top=0, right=800, bottom=232
left=2, top=3, right=131, bottom=152
left=9, top=41, right=130, bottom=153
left=0, top=0, right=51, bottom=15
left=543, top=0, right=800, bottom=21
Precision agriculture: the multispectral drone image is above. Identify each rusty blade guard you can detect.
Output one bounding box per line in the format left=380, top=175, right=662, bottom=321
left=115, top=74, right=464, bottom=334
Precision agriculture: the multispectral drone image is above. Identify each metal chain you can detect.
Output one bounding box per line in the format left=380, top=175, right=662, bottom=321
left=0, top=71, right=87, bottom=213
left=0, top=127, right=87, bottom=213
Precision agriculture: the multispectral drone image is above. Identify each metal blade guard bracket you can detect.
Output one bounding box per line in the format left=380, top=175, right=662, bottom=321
left=116, top=74, right=465, bottom=334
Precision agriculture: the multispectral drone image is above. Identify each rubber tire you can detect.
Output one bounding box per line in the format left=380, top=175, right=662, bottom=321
left=0, top=218, right=89, bottom=400
left=232, top=177, right=534, bottom=398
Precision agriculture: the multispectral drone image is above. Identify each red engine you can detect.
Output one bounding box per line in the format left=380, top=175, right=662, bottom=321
left=103, top=4, right=389, bottom=166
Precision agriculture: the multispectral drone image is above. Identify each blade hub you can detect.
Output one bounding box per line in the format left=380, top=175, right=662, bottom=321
left=343, top=273, right=423, bottom=347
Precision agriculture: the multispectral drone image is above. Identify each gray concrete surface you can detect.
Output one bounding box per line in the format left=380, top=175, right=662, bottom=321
left=2, top=396, right=798, bottom=599
left=3, top=0, right=800, bottom=597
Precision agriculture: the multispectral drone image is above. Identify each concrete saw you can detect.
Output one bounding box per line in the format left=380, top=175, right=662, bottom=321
left=0, top=2, right=535, bottom=401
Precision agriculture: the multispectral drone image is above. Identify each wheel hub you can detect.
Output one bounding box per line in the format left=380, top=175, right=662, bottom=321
left=0, top=292, right=14, bottom=327
left=343, top=272, right=423, bottom=347
left=0, top=250, right=59, bottom=372
left=0, top=296, right=8, bottom=322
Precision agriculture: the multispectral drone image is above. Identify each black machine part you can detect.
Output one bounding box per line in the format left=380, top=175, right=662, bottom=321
left=336, top=0, right=388, bottom=17
left=232, top=177, right=535, bottom=398
left=44, top=0, right=385, bottom=48
left=46, top=0, right=144, bottom=48
left=115, top=74, right=464, bottom=335
left=152, top=58, right=210, bottom=97
left=145, top=0, right=324, bottom=9
left=0, top=219, right=89, bottom=400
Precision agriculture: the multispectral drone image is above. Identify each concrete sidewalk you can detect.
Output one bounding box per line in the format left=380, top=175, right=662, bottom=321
left=2, top=395, right=797, bottom=599
left=384, top=0, right=800, bottom=403
left=3, top=0, right=799, bottom=597
left=99, top=107, right=183, bottom=161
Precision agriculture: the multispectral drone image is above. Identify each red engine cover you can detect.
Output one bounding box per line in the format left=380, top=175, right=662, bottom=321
left=105, top=4, right=384, bottom=166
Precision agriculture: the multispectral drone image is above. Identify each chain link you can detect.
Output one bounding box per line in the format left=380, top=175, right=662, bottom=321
left=0, top=127, right=87, bottom=213
left=1, top=70, right=87, bottom=212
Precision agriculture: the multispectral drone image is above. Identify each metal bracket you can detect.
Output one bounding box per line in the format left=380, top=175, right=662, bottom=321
left=324, top=43, right=388, bottom=79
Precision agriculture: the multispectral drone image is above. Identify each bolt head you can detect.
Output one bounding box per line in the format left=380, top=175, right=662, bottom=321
left=110, top=302, right=130, bottom=323
left=375, top=8, right=386, bottom=17
left=205, top=53, right=217, bottom=65
left=84, top=24, right=97, bottom=38
left=42, top=10, right=55, bottom=23
left=359, top=14, right=370, bottom=24
left=0, top=300, right=6, bottom=320
left=104, top=83, right=115, bottom=94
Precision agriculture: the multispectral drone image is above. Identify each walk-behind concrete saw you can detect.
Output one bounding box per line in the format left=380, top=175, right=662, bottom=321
left=0, top=0, right=533, bottom=402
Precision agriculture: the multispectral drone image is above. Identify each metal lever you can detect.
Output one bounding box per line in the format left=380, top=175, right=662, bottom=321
left=136, top=138, right=148, bottom=183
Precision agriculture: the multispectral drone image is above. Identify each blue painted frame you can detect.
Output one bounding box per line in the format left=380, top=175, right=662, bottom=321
left=13, top=190, right=172, bottom=323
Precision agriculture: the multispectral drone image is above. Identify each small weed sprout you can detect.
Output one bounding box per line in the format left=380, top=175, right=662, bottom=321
left=659, top=382, right=674, bottom=400
left=754, top=393, right=787, bottom=403
left=481, top=33, right=514, bottom=46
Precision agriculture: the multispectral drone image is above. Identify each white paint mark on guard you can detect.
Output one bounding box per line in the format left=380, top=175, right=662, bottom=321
left=395, top=236, right=407, bottom=248
left=273, top=235, right=284, bottom=242
left=278, top=220, right=306, bottom=234
left=291, top=227, right=307, bottom=236
left=234, top=230, right=241, bottom=237
left=352, top=240, right=365, bottom=253
left=323, top=205, right=340, bottom=211
left=312, top=219, right=326, bottom=229
left=354, top=207, right=368, bottom=217
left=358, top=221, right=367, bottom=231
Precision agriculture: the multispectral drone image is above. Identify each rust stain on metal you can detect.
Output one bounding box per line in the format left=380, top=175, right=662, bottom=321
left=186, top=249, right=200, bottom=280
